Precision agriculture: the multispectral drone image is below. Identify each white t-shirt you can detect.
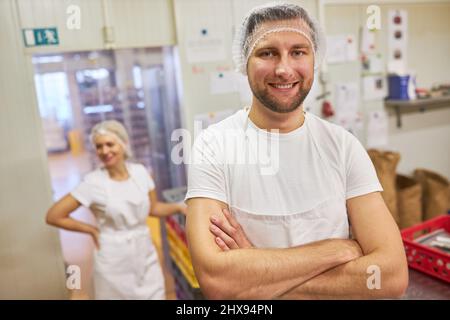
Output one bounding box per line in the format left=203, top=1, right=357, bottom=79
left=72, top=162, right=155, bottom=232
left=186, top=108, right=382, bottom=248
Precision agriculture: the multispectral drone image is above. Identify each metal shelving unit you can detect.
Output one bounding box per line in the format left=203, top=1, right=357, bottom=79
left=162, top=187, right=203, bottom=300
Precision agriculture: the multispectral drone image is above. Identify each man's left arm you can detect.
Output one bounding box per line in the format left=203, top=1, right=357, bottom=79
left=279, top=191, right=408, bottom=299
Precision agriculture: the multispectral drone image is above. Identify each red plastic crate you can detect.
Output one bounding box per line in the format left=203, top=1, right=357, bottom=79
left=401, top=215, right=450, bottom=283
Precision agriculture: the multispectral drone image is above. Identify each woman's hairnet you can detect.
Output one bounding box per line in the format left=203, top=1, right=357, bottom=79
left=232, top=2, right=326, bottom=75
left=90, top=120, right=133, bottom=159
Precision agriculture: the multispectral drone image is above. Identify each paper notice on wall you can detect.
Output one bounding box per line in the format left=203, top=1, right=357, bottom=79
left=335, top=112, right=364, bottom=138
left=186, top=27, right=226, bottom=64
left=333, top=82, right=362, bottom=138
left=346, top=35, right=358, bottom=61
left=326, top=34, right=357, bottom=64
left=303, top=77, right=321, bottom=114
left=210, top=71, right=238, bottom=95
left=353, top=112, right=364, bottom=132
left=194, top=109, right=236, bottom=129
left=327, top=35, right=346, bottom=63
left=363, top=75, right=386, bottom=101
left=387, top=10, right=408, bottom=73
left=361, top=27, right=376, bottom=54
left=235, top=73, right=253, bottom=105
left=362, top=53, right=384, bottom=75
left=366, top=110, right=388, bottom=149
left=335, top=82, right=359, bottom=115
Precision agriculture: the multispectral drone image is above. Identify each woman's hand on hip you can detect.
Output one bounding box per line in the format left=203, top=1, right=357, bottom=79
left=90, top=227, right=100, bottom=250
left=178, top=202, right=188, bottom=216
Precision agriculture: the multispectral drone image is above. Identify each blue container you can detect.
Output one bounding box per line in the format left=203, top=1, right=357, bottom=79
left=388, top=75, right=410, bottom=100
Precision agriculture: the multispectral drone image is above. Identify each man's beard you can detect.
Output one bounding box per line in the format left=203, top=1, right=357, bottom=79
left=251, top=80, right=311, bottom=114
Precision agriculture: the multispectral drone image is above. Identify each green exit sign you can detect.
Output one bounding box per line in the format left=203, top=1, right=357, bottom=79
left=23, top=28, right=59, bottom=47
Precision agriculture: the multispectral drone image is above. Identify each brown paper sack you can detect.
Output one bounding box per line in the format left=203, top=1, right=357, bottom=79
left=368, top=149, right=401, bottom=225
left=396, top=174, right=422, bottom=229
left=414, top=169, right=450, bottom=221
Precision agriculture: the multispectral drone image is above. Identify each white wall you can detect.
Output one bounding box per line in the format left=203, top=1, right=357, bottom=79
left=0, top=0, right=68, bottom=299
left=172, top=0, right=449, bottom=178
left=17, top=0, right=175, bottom=54
left=172, top=0, right=237, bottom=135
left=386, top=2, right=450, bottom=177
left=172, top=0, right=318, bottom=134
left=106, top=0, right=176, bottom=48
left=0, top=0, right=177, bottom=299
left=1, top=0, right=449, bottom=297
left=324, top=2, right=450, bottom=177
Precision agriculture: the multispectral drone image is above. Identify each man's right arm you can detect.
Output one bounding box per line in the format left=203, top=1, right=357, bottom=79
left=186, top=197, right=362, bottom=299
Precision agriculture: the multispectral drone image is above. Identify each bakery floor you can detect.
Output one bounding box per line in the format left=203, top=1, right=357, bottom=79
left=48, top=151, right=176, bottom=300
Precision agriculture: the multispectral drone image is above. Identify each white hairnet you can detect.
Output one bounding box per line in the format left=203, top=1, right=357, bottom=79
left=232, top=2, right=326, bottom=75
left=90, top=120, right=133, bottom=159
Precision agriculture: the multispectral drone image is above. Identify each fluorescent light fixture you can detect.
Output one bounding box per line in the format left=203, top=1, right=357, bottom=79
left=32, top=55, right=64, bottom=64
left=83, top=104, right=114, bottom=114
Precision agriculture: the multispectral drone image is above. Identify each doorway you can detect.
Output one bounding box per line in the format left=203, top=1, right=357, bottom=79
left=33, top=47, right=185, bottom=299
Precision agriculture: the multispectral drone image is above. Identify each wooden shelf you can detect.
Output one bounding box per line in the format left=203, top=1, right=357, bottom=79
left=385, top=96, right=450, bottom=128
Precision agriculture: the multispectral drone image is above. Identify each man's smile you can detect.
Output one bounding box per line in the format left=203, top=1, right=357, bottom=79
left=268, top=81, right=300, bottom=92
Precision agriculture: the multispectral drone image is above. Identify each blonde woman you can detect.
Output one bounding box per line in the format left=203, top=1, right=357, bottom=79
left=46, top=120, right=186, bottom=299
